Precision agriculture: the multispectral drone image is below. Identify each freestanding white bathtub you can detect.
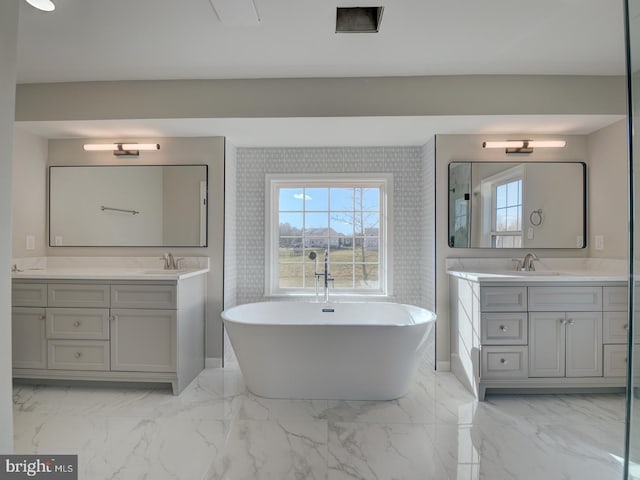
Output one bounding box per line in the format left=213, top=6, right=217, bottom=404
left=222, top=301, right=436, bottom=400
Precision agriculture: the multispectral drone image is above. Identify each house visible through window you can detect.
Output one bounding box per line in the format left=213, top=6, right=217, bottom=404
left=267, top=175, right=392, bottom=296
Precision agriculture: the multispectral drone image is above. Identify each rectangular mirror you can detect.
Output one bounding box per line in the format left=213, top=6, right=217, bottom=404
left=49, top=165, right=208, bottom=247
left=448, top=162, right=586, bottom=249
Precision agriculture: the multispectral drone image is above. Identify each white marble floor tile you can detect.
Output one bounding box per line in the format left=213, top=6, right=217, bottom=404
left=328, top=422, right=450, bottom=480
left=11, top=366, right=632, bottom=480
left=207, top=419, right=328, bottom=480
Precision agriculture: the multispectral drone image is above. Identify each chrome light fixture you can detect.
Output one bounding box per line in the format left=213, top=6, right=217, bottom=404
left=83, top=143, right=160, bottom=157
left=482, top=140, right=566, bottom=154
left=25, top=0, right=55, bottom=12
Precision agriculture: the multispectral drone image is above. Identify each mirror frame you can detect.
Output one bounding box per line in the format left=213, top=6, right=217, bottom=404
left=447, top=161, right=587, bottom=249
left=48, top=164, right=208, bottom=248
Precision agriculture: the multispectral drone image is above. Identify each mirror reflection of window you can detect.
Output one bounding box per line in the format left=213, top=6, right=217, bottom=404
left=492, top=178, right=523, bottom=248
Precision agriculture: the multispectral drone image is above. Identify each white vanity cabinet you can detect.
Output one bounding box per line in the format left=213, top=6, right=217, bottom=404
left=12, top=274, right=206, bottom=394
left=528, top=287, right=603, bottom=378
left=450, top=277, right=627, bottom=400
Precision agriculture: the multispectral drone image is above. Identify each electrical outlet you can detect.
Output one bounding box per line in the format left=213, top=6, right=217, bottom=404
left=527, top=227, right=534, bottom=240
left=26, top=235, right=35, bottom=250
left=595, top=235, right=604, bottom=250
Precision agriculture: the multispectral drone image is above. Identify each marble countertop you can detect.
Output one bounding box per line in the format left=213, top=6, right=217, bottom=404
left=446, top=257, right=627, bottom=283
left=11, top=267, right=209, bottom=281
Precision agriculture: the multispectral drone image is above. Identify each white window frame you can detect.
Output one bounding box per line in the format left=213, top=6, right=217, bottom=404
left=265, top=173, right=393, bottom=297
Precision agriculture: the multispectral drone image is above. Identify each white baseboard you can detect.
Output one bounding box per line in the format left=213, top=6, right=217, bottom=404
left=205, top=357, right=222, bottom=368
left=436, top=360, right=451, bottom=372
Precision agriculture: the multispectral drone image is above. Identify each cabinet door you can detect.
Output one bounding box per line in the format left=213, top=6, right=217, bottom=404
left=110, top=309, right=177, bottom=372
left=565, top=311, right=603, bottom=377
left=529, top=312, right=565, bottom=377
left=12, top=307, right=47, bottom=369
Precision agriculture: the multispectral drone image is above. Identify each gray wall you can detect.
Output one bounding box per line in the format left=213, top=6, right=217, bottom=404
left=0, top=0, right=18, bottom=454
left=588, top=119, right=629, bottom=258
left=223, top=140, right=237, bottom=365
left=421, top=138, right=437, bottom=366
left=45, top=137, right=225, bottom=360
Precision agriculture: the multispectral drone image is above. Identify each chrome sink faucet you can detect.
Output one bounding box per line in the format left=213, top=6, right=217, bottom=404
left=309, top=250, right=334, bottom=302
left=522, top=252, right=538, bottom=271
left=160, top=253, right=184, bottom=270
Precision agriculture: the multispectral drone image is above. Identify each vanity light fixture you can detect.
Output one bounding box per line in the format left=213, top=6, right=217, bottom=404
left=83, top=143, right=160, bottom=157
left=482, top=140, right=567, bottom=154
left=24, top=0, right=55, bottom=11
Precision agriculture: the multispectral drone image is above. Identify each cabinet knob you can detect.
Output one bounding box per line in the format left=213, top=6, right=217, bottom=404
left=625, top=357, right=628, bottom=364
left=500, top=358, right=507, bottom=364
left=566, top=319, right=575, bottom=326
left=73, top=320, right=81, bottom=328
left=560, top=319, right=567, bottom=325
left=110, top=315, right=117, bottom=322
left=74, top=352, right=82, bottom=359
left=39, top=315, right=46, bottom=320
left=624, top=324, right=629, bottom=330
left=499, top=325, right=508, bottom=333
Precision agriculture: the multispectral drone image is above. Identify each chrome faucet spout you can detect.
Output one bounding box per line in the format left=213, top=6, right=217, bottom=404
left=522, top=252, right=538, bottom=271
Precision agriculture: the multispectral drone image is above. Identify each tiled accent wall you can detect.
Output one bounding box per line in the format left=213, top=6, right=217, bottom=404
left=421, top=137, right=437, bottom=367
left=223, top=141, right=237, bottom=365
left=235, top=147, right=424, bottom=305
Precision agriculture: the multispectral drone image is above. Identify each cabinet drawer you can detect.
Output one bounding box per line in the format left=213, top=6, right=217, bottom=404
left=603, top=311, right=631, bottom=344
left=481, top=346, right=528, bottom=379
left=48, top=340, right=110, bottom=371
left=480, top=287, right=527, bottom=312
left=111, top=285, right=177, bottom=309
left=603, top=286, right=628, bottom=312
left=604, top=344, right=627, bottom=377
left=481, top=313, right=528, bottom=345
left=12, top=283, right=47, bottom=307
left=528, top=287, right=602, bottom=311
left=46, top=308, right=110, bottom=340
left=48, top=284, right=110, bottom=308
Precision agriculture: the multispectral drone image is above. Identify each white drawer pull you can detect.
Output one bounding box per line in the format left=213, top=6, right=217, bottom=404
left=500, top=358, right=507, bottom=364
left=73, top=321, right=81, bottom=328
left=499, top=325, right=508, bottom=333
left=74, top=352, right=82, bottom=359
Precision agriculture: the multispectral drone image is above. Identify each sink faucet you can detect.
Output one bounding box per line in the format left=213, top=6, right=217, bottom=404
left=160, top=253, right=183, bottom=270
left=522, top=252, right=538, bottom=271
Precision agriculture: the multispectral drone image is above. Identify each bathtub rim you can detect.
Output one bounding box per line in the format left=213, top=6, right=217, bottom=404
left=221, top=300, right=436, bottom=327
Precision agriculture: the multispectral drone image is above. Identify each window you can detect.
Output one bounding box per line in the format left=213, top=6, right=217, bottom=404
left=479, top=165, right=524, bottom=248
left=492, top=177, right=523, bottom=248
left=266, top=174, right=392, bottom=296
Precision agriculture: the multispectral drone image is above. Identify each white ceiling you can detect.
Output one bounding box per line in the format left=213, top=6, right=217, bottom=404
left=15, top=0, right=628, bottom=145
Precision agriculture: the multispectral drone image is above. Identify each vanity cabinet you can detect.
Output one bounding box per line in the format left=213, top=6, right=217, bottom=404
left=450, top=278, right=627, bottom=400
left=12, top=275, right=206, bottom=394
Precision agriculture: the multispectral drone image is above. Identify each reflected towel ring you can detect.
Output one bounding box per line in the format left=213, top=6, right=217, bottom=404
left=529, top=209, right=543, bottom=226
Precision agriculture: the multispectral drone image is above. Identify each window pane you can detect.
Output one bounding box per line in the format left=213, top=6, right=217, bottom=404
left=496, top=209, right=507, bottom=231
left=513, top=236, right=523, bottom=248
left=279, top=188, right=305, bottom=211
left=304, top=263, right=320, bottom=290
left=328, top=245, right=353, bottom=262
left=330, top=263, right=354, bottom=288
left=279, top=213, right=303, bottom=234
left=330, top=188, right=353, bottom=211
left=305, top=188, right=329, bottom=211
left=330, top=215, right=354, bottom=235
left=501, top=236, right=514, bottom=248
left=355, top=263, right=379, bottom=288
left=506, top=207, right=519, bottom=231
left=362, top=188, right=380, bottom=211
left=279, top=238, right=303, bottom=262
left=278, top=263, right=303, bottom=288
left=506, top=180, right=520, bottom=207
left=496, top=184, right=507, bottom=208
left=305, top=237, right=329, bottom=249
left=354, top=238, right=379, bottom=262
left=305, top=212, right=329, bottom=230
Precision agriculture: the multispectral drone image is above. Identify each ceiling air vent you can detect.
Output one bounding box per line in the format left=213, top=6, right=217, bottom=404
left=336, top=6, right=384, bottom=33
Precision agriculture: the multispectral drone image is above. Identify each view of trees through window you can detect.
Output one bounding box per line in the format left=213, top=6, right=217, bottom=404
left=277, top=185, right=381, bottom=290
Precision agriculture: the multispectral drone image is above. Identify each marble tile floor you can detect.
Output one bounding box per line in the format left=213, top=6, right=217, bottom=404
left=12, top=362, right=626, bottom=480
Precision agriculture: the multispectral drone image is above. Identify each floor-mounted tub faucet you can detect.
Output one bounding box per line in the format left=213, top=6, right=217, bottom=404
left=309, top=250, right=334, bottom=302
